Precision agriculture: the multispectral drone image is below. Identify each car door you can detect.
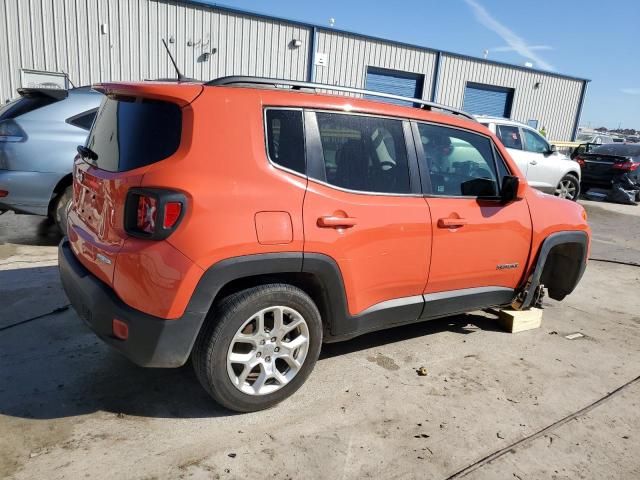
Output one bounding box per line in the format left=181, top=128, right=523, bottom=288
left=521, top=126, right=560, bottom=189
left=412, top=121, right=532, bottom=315
left=495, top=124, right=530, bottom=177
left=302, top=110, right=431, bottom=320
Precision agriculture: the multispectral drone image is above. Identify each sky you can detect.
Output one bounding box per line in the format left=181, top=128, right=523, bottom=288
left=207, top=0, right=639, bottom=130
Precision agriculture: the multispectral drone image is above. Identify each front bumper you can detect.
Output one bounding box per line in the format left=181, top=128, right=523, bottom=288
left=58, top=238, right=205, bottom=367
left=0, top=170, right=63, bottom=215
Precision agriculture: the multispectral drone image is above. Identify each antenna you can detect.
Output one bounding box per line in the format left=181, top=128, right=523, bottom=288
left=161, top=38, right=186, bottom=82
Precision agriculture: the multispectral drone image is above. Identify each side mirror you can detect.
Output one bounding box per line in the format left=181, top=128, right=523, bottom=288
left=501, top=175, right=525, bottom=203
left=548, top=144, right=557, bottom=154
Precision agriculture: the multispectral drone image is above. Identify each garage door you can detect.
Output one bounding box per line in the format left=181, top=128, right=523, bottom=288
left=365, top=67, right=424, bottom=106
left=463, top=82, right=514, bottom=118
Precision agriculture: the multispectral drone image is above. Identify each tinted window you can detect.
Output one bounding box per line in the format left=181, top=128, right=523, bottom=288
left=418, top=123, right=499, bottom=197
left=522, top=128, right=549, bottom=154
left=265, top=109, right=305, bottom=174
left=85, top=97, right=181, bottom=172
left=315, top=112, right=410, bottom=194
left=493, top=146, right=511, bottom=181
left=496, top=125, right=523, bottom=150
left=591, top=144, right=640, bottom=156
left=67, top=109, right=97, bottom=131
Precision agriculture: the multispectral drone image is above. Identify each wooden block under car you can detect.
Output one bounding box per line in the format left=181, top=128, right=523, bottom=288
left=495, top=307, right=543, bottom=333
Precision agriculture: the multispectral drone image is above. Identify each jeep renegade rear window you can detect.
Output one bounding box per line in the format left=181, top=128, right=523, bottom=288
left=85, top=96, right=181, bottom=172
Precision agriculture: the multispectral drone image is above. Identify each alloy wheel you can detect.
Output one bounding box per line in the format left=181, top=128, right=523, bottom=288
left=226, top=306, right=310, bottom=395
left=555, top=179, right=577, bottom=200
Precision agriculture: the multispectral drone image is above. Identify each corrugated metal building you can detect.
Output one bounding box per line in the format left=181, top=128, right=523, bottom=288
left=0, top=0, right=588, bottom=140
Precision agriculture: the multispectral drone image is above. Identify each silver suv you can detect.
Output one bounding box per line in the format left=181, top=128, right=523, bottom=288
left=477, top=116, right=582, bottom=201
left=0, top=87, right=102, bottom=231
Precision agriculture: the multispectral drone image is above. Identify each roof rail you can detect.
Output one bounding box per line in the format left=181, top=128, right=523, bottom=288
left=205, top=76, right=476, bottom=121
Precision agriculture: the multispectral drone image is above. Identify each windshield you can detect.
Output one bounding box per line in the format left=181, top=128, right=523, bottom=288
left=576, top=133, right=595, bottom=142
left=85, top=96, right=182, bottom=172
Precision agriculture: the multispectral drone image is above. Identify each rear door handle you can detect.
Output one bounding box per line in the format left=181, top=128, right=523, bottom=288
left=438, top=217, right=467, bottom=228
left=530, top=160, right=538, bottom=165
left=317, top=216, right=357, bottom=228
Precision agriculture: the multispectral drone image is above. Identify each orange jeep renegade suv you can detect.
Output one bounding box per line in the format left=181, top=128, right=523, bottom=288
left=59, top=77, right=590, bottom=412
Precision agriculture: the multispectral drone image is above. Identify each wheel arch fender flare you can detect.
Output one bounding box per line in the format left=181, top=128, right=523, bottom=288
left=185, top=252, right=349, bottom=341
left=522, top=231, right=589, bottom=307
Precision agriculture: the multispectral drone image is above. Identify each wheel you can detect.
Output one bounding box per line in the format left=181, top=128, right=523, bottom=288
left=192, top=284, right=323, bottom=412
left=555, top=174, right=580, bottom=201
left=53, top=186, right=72, bottom=234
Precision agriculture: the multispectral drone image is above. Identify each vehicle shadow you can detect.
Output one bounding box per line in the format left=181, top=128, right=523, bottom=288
left=0, top=212, right=62, bottom=247
left=320, top=312, right=503, bottom=359
left=0, top=287, right=504, bottom=422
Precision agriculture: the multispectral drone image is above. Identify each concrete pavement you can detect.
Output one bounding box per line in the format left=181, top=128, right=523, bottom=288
left=0, top=201, right=639, bottom=479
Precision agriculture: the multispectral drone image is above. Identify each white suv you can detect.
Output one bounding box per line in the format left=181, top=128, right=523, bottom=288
left=477, top=116, right=582, bottom=201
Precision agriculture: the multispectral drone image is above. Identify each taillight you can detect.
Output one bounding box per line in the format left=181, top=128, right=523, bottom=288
left=136, top=196, right=158, bottom=234
left=612, top=160, right=640, bottom=172
left=163, top=202, right=182, bottom=229
left=0, top=119, right=26, bottom=142
left=575, top=156, right=585, bottom=167
left=125, top=188, right=186, bottom=240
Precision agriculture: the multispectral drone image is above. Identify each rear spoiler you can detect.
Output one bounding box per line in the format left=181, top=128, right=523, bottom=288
left=93, top=82, right=204, bottom=107
left=17, top=87, right=68, bottom=101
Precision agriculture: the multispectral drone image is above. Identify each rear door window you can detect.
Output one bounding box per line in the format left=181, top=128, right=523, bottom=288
left=85, top=97, right=181, bottom=172
left=313, top=112, right=411, bottom=194
left=496, top=125, right=523, bottom=150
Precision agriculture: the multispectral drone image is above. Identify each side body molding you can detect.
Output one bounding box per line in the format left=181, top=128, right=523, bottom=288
left=301, top=254, right=514, bottom=341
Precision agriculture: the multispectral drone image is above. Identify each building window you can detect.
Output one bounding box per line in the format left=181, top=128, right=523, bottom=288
left=364, top=67, right=424, bottom=106
left=527, top=119, right=539, bottom=129
left=463, top=82, right=514, bottom=118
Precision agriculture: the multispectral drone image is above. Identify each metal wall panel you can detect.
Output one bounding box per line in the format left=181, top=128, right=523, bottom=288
left=436, top=54, right=584, bottom=140
left=0, top=0, right=584, bottom=141
left=0, top=0, right=310, bottom=103
left=314, top=30, right=437, bottom=99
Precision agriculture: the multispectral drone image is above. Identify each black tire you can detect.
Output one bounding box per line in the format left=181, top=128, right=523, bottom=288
left=192, top=284, right=323, bottom=412
left=53, top=186, right=72, bottom=234
left=555, top=173, right=580, bottom=201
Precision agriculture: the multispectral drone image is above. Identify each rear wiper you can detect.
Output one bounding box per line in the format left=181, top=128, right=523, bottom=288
left=77, top=145, right=98, bottom=162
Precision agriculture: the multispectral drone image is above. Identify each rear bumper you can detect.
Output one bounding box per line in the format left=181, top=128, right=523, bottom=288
left=0, top=169, right=63, bottom=215
left=58, top=238, right=205, bottom=367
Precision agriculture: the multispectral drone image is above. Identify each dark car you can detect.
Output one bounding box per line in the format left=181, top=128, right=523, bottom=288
left=576, top=143, right=640, bottom=190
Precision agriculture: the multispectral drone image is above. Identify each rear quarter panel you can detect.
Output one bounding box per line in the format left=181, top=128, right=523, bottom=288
left=141, top=88, right=308, bottom=273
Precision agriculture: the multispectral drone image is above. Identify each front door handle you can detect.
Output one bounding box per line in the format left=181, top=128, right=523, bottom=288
left=530, top=160, right=538, bottom=165
left=438, top=217, right=467, bottom=228
left=317, top=216, right=357, bottom=228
